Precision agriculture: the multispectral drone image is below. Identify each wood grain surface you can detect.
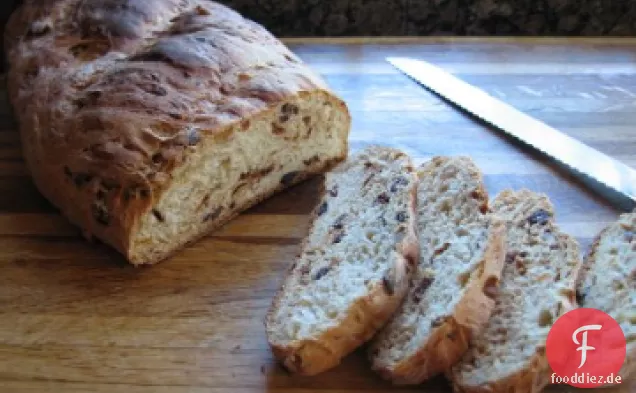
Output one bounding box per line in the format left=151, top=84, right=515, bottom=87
left=0, top=37, right=635, bottom=392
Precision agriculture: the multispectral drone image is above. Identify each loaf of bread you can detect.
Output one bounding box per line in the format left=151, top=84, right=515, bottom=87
left=265, top=146, right=419, bottom=376
left=576, top=210, right=636, bottom=385
left=368, top=156, right=507, bottom=384
left=4, top=0, right=350, bottom=264
left=449, top=190, right=582, bottom=393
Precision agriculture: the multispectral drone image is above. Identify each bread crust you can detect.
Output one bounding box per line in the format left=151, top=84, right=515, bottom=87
left=4, top=0, right=350, bottom=264
left=450, top=352, right=552, bottom=393
left=265, top=146, right=419, bottom=376
left=372, top=218, right=507, bottom=384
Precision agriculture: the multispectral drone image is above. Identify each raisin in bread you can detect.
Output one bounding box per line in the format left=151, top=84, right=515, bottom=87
left=368, top=156, right=507, bottom=384
left=576, top=211, right=636, bottom=385
left=4, top=0, right=350, bottom=265
left=265, top=146, right=419, bottom=376
left=449, top=189, right=582, bottom=393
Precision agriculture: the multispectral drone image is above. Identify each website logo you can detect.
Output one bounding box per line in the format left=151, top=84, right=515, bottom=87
left=546, top=308, right=626, bottom=388
left=572, top=324, right=602, bottom=368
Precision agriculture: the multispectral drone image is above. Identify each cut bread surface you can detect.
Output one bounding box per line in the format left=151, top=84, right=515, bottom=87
left=130, top=93, right=349, bottom=264
left=368, top=156, right=507, bottom=385
left=265, top=146, right=419, bottom=376
left=450, top=189, right=582, bottom=393
left=577, top=210, right=636, bottom=384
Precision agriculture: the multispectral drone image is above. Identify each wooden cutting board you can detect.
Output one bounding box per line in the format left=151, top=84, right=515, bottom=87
left=0, top=37, right=634, bottom=392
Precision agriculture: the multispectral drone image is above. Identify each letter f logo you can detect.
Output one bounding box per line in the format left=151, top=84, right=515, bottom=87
left=546, top=309, right=626, bottom=388
left=572, top=324, right=602, bottom=368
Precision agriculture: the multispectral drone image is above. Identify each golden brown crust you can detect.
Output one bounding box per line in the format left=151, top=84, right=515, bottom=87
left=374, top=218, right=507, bottom=384
left=4, top=0, right=349, bottom=263
left=450, top=352, right=551, bottom=393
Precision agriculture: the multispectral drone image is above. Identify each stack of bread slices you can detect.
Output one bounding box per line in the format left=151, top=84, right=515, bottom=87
left=265, top=145, right=635, bottom=393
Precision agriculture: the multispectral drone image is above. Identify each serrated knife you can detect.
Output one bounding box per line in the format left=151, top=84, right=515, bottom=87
left=387, top=56, right=636, bottom=210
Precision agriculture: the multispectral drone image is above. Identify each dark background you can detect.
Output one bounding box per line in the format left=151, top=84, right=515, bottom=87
left=1, top=0, right=635, bottom=69
left=3, top=0, right=636, bottom=37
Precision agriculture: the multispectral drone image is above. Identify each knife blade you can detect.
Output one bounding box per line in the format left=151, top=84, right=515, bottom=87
left=387, top=56, right=636, bottom=210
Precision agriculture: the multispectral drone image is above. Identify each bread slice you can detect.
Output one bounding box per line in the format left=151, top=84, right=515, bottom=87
left=449, top=189, right=582, bottom=393
left=265, top=146, right=419, bottom=376
left=576, top=210, right=636, bottom=385
left=4, top=0, right=350, bottom=265
left=368, top=156, right=507, bottom=384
